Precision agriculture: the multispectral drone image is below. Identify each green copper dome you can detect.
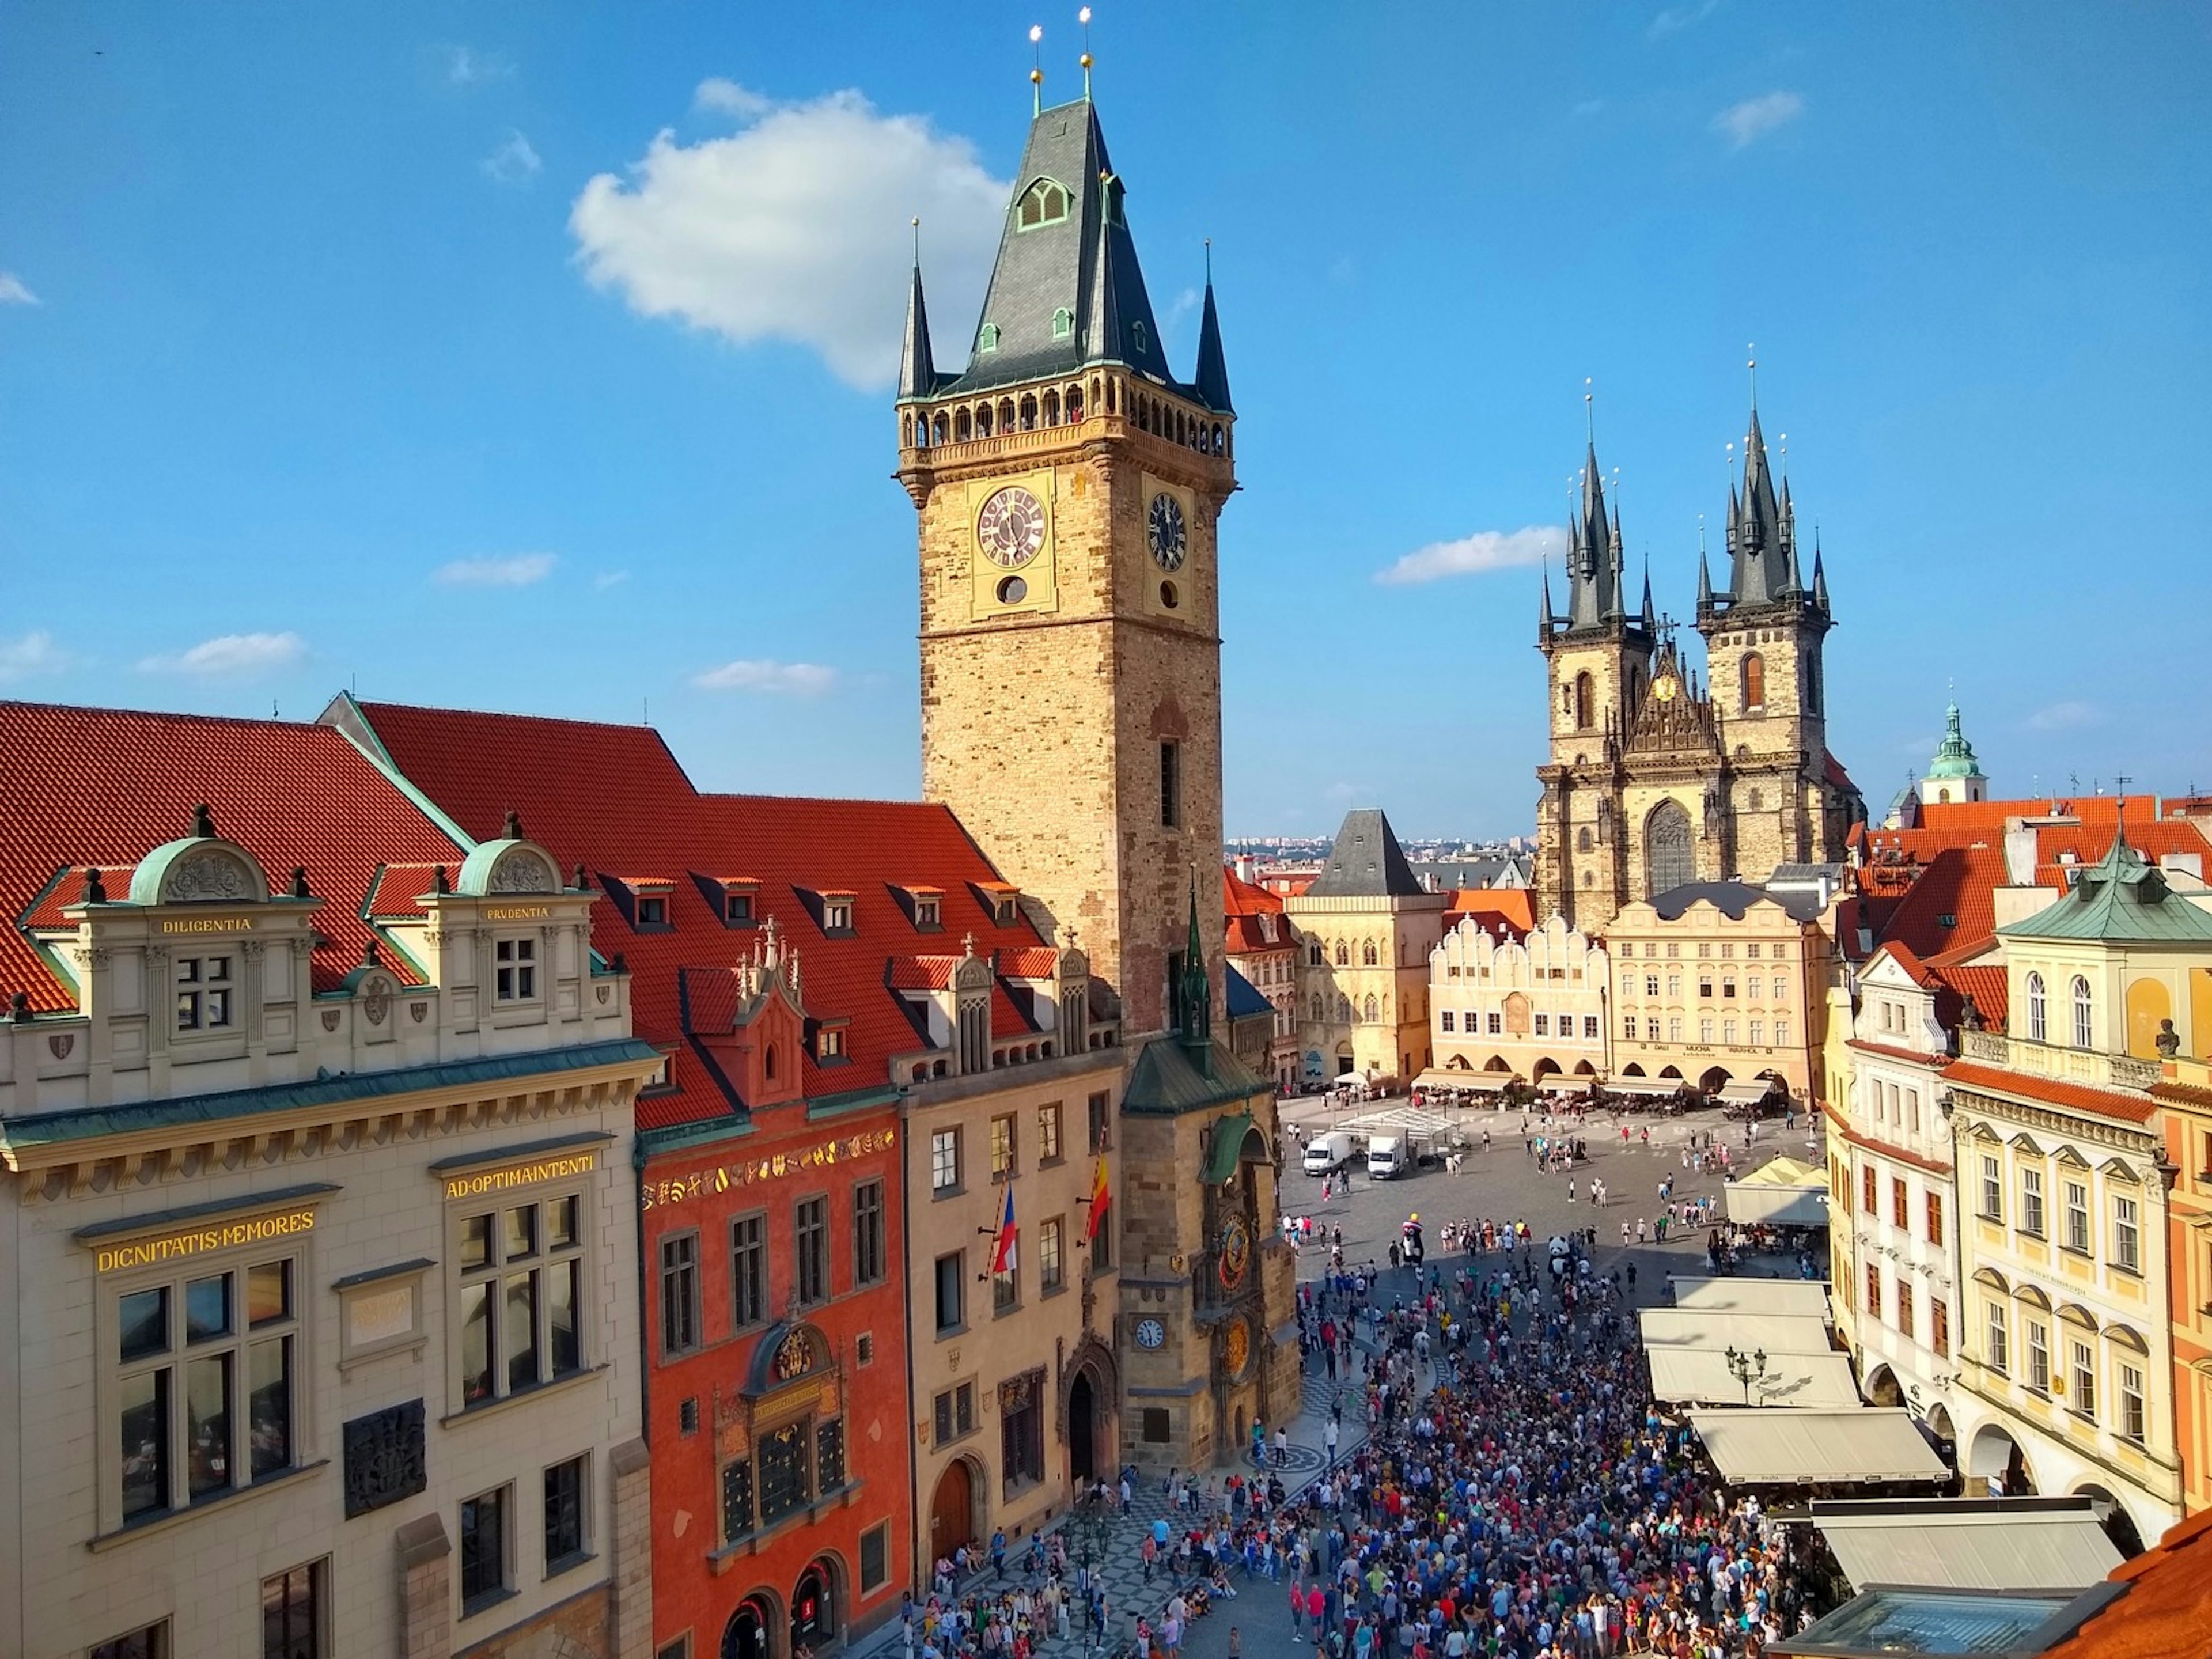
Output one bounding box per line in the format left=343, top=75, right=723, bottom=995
left=1926, top=703, right=1983, bottom=780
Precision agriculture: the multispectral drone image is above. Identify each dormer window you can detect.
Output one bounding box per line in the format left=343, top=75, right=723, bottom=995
left=726, top=893, right=752, bottom=923
left=638, top=896, right=667, bottom=926
left=1016, top=178, right=1069, bottom=230
left=978, top=323, right=1001, bottom=354
left=495, top=938, right=537, bottom=1002
left=817, top=891, right=857, bottom=935
left=1052, top=308, right=1073, bottom=340
left=916, top=896, right=941, bottom=929
left=1131, top=321, right=1147, bottom=354
left=817, top=1024, right=848, bottom=1062
left=175, top=955, right=234, bottom=1032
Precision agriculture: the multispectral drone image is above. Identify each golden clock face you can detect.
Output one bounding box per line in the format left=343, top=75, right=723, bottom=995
left=1652, top=673, right=1679, bottom=703
left=978, top=486, right=1046, bottom=568
left=1222, top=1320, right=1249, bottom=1377
left=1219, top=1216, right=1252, bottom=1288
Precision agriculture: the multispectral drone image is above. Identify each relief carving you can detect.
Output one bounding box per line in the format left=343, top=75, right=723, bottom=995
left=342, top=1399, right=427, bottom=1518
left=490, top=851, right=555, bottom=894
left=166, top=849, right=254, bottom=903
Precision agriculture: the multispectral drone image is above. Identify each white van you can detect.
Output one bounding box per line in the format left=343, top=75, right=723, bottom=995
left=1302, top=1131, right=1357, bottom=1176
left=1366, top=1134, right=1408, bottom=1180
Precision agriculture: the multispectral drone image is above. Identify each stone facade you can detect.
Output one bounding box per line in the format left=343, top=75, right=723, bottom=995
left=1426, top=914, right=1611, bottom=1089
left=1290, top=892, right=1449, bottom=1088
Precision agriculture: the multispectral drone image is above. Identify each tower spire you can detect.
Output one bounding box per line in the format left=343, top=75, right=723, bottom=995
left=896, top=222, right=938, bottom=402
left=1179, top=876, right=1213, bottom=1061
left=1192, top=240, right=1232, bottom=412
left=1539, top=561, right=1556, bottom=639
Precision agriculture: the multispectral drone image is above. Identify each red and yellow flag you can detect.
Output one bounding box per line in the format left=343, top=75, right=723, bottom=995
left=1086, top=1154, right=1111, bottom=1238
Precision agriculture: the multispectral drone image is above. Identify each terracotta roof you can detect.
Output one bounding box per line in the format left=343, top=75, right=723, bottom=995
left=887, top=955, right=961, bottom=991
left=998, top=946, right=1061, bottom=978
left=1224, top=914, right=1293, bottom=955
left=1876, top=843, right=2008, bottom=960
left=0, top=703, right=466, bottom=1012
left=19, top=865, right=135, bottom=929
left=347, top=700, right=1056, bottom=1128
left=1444, top=888, right=1536, bottom=940
left=1919, top=794, right=2159, bottom=834
left=365, top=863, right=444, bottom=917
left=1846, top=1037, right=1948, bottom=1068
left=1940, top=1059, right=2155, bottom=1124
left=1928, top=961, right=2009, bottom=1031
left=2149, top=1078, right=2212, bottom=1112
left=1221, top=864, right=1285, bottom=918
left=2039, top=1506, right=2212, bottom=1659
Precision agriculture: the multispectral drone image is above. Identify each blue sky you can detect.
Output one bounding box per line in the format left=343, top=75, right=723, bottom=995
left=3, top=3, right=2207, bottom=839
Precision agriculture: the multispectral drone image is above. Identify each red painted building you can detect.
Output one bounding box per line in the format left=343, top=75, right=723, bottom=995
left=326, top=698, right=1066, bottom=1659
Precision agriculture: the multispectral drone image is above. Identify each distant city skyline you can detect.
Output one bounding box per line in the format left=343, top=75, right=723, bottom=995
left=2, top=5, right=2206, bottom=836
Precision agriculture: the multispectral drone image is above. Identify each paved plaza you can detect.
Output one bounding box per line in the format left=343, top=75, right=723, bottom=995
left=858, top=1096, right=1824, bottom=1659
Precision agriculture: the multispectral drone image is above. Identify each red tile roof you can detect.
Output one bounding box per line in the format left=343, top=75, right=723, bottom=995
left=998, top=946, right=1061, bottom=979
left=1940, top=1059, right=2155, bottom=1124
left=1, top=702, right=464, bottom=1010
left=348, top=701, right=1058, bottom=1129
left=1877, top=843, right=2009, bottom=961
left=365, top=863, right=444, bottom=918
left=19, top=865, right=135, bottom=929
left=1222, top=865, right=1285, bottom=918
left=2040, top=1506, right=2212, bottom=1659
left=1444, top=888, right=1536, bottom=940
left=2033, top=820, right=2211, bottom=890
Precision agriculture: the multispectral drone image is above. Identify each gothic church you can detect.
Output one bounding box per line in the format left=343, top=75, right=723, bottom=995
left=1535, top=406, right=1866, bottom=929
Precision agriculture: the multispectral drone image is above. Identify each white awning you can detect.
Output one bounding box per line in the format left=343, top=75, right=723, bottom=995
left=1605, top=1078, right=1680, bottom=1096
left=1726, top=1181, right=1831, bottom=1227
left=1667, top=1276, right=1834, bottom=1318
left=1537, top=1074, right=1590, bottom=1093
left=1686, top=1407, right=1950, bottom=1486
left=1812, top=1498, right=2120, bottom=1593
left=1647, top=1346, right=1863, bottom=1410
left=1638, top=1309, right=1835, bottom=1354
left=1719, top=1081, right=1778, bottom=1103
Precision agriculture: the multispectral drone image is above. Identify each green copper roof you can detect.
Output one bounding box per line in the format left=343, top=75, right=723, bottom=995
left=1999, top=829, right=2212, bottom=944
left=1925, top=703, right=1984, bottom=781
left=1200, top=1111, right=1260, bottom=1185
left=0, top=1037, right=659, bottom=1152
left=1123, top=1031, right=1271, bottom=1117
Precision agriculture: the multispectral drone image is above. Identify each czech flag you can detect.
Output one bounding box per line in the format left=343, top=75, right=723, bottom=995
left=990, top=1183, right=1018, bottom=1275
left=1086, top=1154, right=1111, bottom=1238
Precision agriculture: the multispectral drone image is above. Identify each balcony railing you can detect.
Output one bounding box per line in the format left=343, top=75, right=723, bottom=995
left=1959, top=1029, right=2160, bottom=1092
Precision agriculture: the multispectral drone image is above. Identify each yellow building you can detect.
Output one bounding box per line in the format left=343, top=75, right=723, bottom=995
left=2149, top=1056, right=2212, bottom=1516
left=1943, top=836, right=2212, bottom=1553
left=1424, top=912, right=1610, bottom=1093
left=1289, top=809, right=1448, bottom=1088
left=1605, top=878, right=1837, bottom=1106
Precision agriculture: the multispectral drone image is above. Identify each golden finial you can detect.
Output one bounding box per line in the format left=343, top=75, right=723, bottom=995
left=1030, top=24, right=1044, bottom=113
left=1079, top=6, right=1094, bottom=96
left=1584, top=376, right=1594, bottom=442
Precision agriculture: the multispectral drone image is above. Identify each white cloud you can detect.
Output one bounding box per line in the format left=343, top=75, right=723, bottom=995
left=1713, top=91, right=1805, bottom=149
left=1650, top=0, right=1721, bottom=38
left=570, top=85, right=1008, bottom=390
left=1375, top=525, right=1565, bottom=586
left=0, top=271, right=38, bottom=305
left=434, top=552, right=556, bottom=588
left=138, top=632, right=305, bottom=677
left=593, top=569, right=632, bottom=590
left=445, top=45, right=515, bottom=86
left=2027, top=700, right=2100, bottom=733
left=481, top=130, right=542, bottom=186
left=694, top=78, right=774, bottom=120
left=692, top=659, right=838, bottom=695
left=0, top=630, right=69, bottom=681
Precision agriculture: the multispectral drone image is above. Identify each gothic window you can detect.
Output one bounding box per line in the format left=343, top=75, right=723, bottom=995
left=1741, top=653, right=1766, bottom=713
left=1016, top=178, right=1069, bottom=229
left=1574, top=672, right=1594, bottom=731
left=1362, top=994, right=1378, bottom=1023
left=1309, top=994, right=1323, bottom=1022
left=1362, top=940, right=1378, bottom=967
left=1577, top=826, right=1594, bottom=853
left=1306, top=940, right=1323, bottom=967
left=1645, top=801, right=1695, bottom=899
left=1334, top=941, right=1349, bottom=967
left=1336, top=995, right=1351, bottom=1023
left=2071, top=975, right=2093, bottom=1050
left=2027, top=972, right=2047, bottom=1044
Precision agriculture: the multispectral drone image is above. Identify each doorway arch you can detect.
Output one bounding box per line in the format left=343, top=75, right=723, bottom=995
left=2074, top=1484, right=2146, bottom=1559
left=1967, top=1423, right=2036, bottom=1497
left=1863, top=1364, right=1906, bottom=1408
left=791, top=1556, right=842, bottom=1653
left=928, top=1457, right=979, bottom=1563
left=724, top=1593, right=780, bottom=1659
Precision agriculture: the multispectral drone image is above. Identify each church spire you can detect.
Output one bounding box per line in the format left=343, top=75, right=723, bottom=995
left=1177, top=877, right=1213, bottom=1062
left=1641, top=565, right=1656, bottom=633
left=1696, top=547, right=1714, bottom=617
left=1539, top=563, right=1556, bottom=639
left=897, top=249, right=938, bottom=402
left=1564, top=437, right=1619, bottom=632
left=1812, top=541, right=1830, bottom=614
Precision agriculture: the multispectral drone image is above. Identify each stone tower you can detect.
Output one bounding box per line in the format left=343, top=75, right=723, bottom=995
left=1535, top=441, right=1656, bottom=927
left=896, top=96, right=1236, bottom=1036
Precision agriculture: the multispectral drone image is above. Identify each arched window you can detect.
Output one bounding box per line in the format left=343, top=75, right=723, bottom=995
left=1362, top=994, right=1379, bottom=1023
left=764, top=1043, right=778, bottom=1081
left=1574, top=672, right=1594, bottom=730
left=1309, top=993, right=1323, bottom=1022
left=1018, top=395, right=1038, bottom=431
left=955, top=407, right=973, bottom=442
left=2071, top=976, right=2093, bottom=1049
left=1016, top=178, right=1069, bottom=229
left=1336, top=994, right=1351, bottom=1023
left=1334, top=941, right=1349, bottom=967
left=1645, top=801, right=1695, bottom=898
left=2027, top=972, right=2047, bottom=1043
left=977, top=323, right=1001, bottom=354
left=1741, top=652, right=1766, bottom=712
left=1362, top=940, right=1378, bottom=967
left=1306, top=940, right=1323, bottom=967
left=1577, top=826, right=1594, bottom=853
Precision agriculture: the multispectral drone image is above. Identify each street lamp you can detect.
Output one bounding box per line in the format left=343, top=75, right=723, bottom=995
left=1724, top=1343, right=1771, bottom=1407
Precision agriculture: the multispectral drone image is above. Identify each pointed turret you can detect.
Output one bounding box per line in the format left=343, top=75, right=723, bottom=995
left=1641, top=567, right=1657, bottom=633
left=897, top=262, right=938, bottom=402
left=1729, top=403, right=1790, bottom=606
left=1177, top=878, right=1213, bottom=1061
left=1539, top=565, right=1556, bottom=639
left=1565, top=440, right=1619, bottom=632
left=1696, top=548, right=1714, bottom=616
left=1812, top=544, right=1830, bottom=614
left=1192, top=275, right=1233, bottom=413
left=939, top=99, right=1175, bottom=397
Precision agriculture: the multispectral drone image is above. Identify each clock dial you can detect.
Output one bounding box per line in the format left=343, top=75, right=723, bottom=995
left=1652, top=673, right=1680, bottom=703
left=1218, top=1217, right=1252, bottom=1289
left=978, top=486, right=1046, bottom=568
left=1222, top=1320, right=1249, bottom=1377
left=1147, top=493, right=1187, bottom=571
left=1134, top=1317, right=1166, bottom=1350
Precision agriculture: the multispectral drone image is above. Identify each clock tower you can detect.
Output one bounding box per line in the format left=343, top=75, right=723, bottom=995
left=896, top=92, right=1236, bottom=1037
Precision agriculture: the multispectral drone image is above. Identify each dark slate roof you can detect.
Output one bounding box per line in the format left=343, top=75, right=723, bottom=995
left=1308, top=809, right=1426, bottom=899
left=897, top=262, right=937, bottom=401
left=937, top=99, right=1181, bottom=400
left=1649, top=880, right=1827, bottom=924
left=1192, top=280, right=1232, bottom=413
left=1122, top=1028, right=1272, bottom=1116
left=1224, top=963, right=1271, bottom=1020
